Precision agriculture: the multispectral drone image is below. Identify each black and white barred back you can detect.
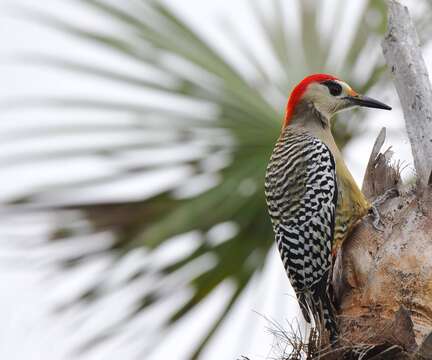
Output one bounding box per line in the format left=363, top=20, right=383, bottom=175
left=264, top=128, right=338, bottom=340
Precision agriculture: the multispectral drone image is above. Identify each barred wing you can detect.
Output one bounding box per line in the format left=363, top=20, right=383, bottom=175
left=265, top=132, right=338, bottom=292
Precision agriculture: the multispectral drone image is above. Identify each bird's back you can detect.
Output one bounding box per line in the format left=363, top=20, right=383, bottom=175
left=265, top=128, right=337, bottom=291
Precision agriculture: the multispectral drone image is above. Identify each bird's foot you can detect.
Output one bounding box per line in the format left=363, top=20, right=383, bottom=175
left=373, top=188, right=399, bottom=207
left=369, top=204, right=385, bottom=232
left=368, top=188, right=399, bottom=232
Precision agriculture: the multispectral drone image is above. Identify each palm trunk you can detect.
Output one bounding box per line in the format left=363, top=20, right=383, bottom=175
left=331, top=1, right=432, bottom=359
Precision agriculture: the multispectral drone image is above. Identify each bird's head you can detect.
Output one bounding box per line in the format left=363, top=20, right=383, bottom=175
left=284, top=74, right=391, bottom=128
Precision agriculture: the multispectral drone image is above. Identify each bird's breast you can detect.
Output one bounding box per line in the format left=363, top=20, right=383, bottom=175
left=332, top=161, right=371, bottom=251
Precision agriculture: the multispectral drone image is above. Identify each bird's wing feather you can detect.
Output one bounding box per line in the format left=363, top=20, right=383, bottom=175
left=265, top=131, right=337, bottom=299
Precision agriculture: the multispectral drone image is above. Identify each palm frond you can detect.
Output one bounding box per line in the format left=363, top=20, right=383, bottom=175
left=3, top=0, right=431, bottom=358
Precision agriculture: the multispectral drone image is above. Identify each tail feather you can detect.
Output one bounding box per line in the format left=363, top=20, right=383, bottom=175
left=297, top=271, right=339, bottom=343
left=319, top=293, right=338, bottom=343
left=298, top=293, right=311, bottom=323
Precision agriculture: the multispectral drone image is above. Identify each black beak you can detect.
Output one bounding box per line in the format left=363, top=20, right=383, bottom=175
left=346, top=95, right=392, bottom=111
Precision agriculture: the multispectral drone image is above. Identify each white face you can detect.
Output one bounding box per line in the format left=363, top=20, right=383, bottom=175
left=303, top=80, right=358, bottom=118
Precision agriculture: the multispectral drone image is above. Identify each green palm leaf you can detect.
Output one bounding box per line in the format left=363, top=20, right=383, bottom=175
left=4, top=0, right=431, bottom=358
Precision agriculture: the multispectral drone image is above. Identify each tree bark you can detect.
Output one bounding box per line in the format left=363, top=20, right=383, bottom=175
left=330, top=1, right=432, bottom=359
left=381, top=0, right=432, bottom=191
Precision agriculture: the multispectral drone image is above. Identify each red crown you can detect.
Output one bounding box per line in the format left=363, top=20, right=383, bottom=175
left=283, top=74, right=338, bottom=128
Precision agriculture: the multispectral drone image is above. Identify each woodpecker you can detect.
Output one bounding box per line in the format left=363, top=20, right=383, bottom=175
left=264, top=74, right=391, bottom=341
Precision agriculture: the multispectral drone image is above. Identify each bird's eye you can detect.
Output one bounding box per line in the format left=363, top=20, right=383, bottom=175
left=321, top=81, right=342, bottom=96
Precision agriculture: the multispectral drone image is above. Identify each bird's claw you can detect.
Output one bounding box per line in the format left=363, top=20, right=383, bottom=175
left=373, top=188, right=399, bottom=207
left=369, top=204, right=385, bottom=232
left=368, top=188, right=399, bottom=232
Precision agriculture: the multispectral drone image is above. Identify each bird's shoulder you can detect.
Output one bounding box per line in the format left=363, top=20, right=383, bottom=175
left=266, top=128, right=335, bottom=179
left=264, top=128, right=338, bottom=224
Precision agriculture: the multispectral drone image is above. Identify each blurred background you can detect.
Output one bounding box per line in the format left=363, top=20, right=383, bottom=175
left=1, top=0, right=431, bottom=359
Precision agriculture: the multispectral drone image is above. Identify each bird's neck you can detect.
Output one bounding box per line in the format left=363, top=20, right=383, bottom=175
left=287, top=101, right=356, bottom=193
left=288, top=101, right=336, bottom=151
left=289, top=100, right=331, bottom=130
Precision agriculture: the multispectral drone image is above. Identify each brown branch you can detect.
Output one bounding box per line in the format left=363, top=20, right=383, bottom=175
left=382, top=0, right=432, bottom=191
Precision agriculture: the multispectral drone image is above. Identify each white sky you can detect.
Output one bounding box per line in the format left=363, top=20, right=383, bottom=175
left=0, top=0, right=430, bottom=359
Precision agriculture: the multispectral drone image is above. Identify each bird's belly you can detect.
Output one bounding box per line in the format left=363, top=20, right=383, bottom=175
left=333, top=177, right=370, bottom=253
